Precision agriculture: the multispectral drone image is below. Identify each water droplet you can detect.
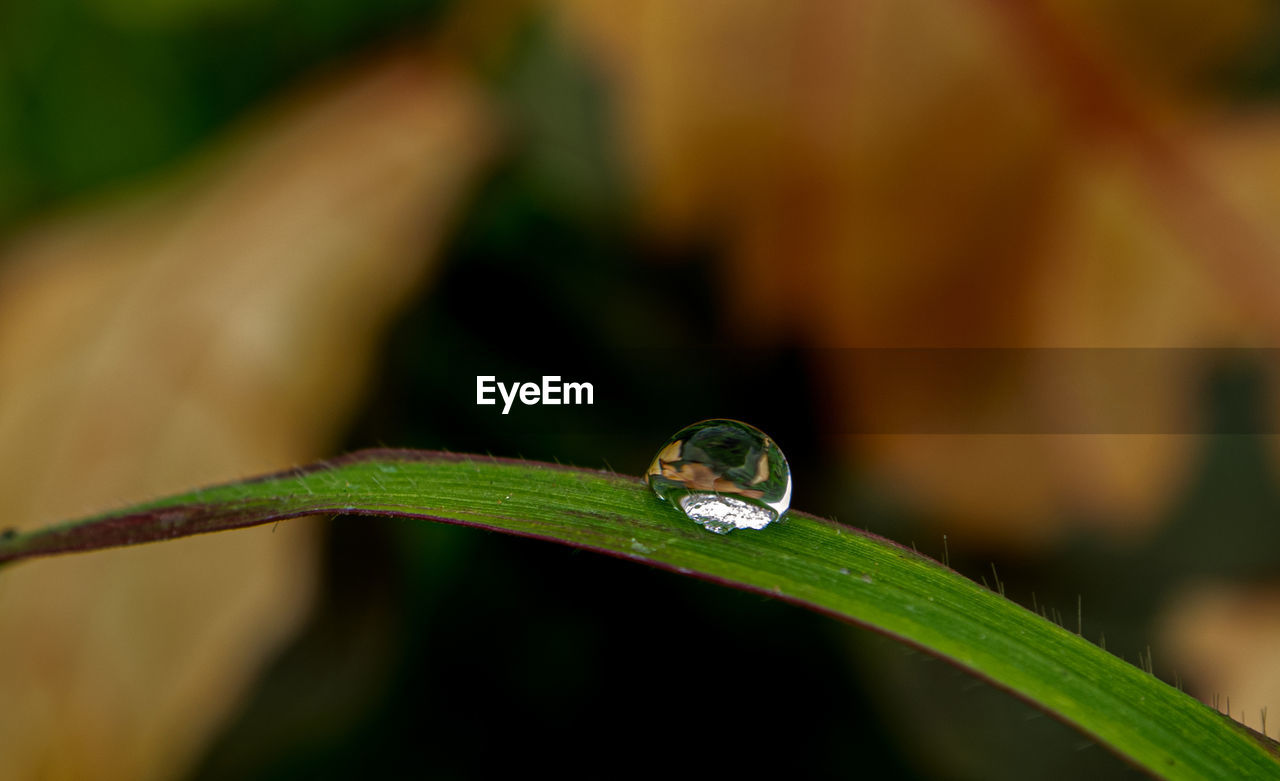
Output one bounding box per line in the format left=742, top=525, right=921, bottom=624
left=645, top=419, right=792, bottom=533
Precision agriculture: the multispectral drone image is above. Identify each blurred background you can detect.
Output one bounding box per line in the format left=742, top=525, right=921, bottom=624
left=3, top=0, right=1280, bottom=778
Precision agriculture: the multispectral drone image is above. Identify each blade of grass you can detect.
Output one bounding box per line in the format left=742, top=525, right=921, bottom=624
left=1, top=448, right=1276, bottom=779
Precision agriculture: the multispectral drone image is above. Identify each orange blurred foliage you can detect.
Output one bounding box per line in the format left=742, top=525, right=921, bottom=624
left=552, top=0, right=1280, bottom=544
left=0, top=47, right=495, bottom=780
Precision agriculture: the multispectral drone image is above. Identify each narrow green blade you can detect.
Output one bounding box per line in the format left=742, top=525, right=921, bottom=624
left=1, top=449, right=1276, bottom=779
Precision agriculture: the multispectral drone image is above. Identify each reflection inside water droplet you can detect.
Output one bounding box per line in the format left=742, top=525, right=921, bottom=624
left=645, top=419, right=792, bottom=533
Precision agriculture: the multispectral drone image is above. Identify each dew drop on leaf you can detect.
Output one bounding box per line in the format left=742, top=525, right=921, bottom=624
left=645, top=419, right=792, bottom=533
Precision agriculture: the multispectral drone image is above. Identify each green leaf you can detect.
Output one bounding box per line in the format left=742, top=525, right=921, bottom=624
left=1, top=449, right=1276, bottom=779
